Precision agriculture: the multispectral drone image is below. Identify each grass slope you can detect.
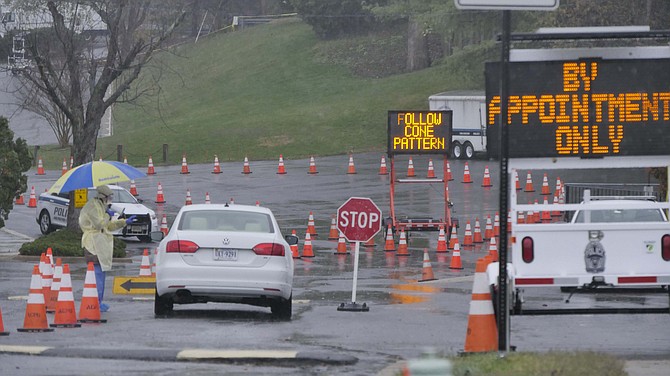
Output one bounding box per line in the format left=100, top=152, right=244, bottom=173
left=47, top=19, right=494, bottom=167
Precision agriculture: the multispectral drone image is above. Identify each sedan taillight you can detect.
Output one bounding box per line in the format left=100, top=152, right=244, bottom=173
left=166, top=240, right=200, bottom=253
left=253, top=243, right=285, bottom=256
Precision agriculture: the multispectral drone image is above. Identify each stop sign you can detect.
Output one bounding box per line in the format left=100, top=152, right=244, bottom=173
left=337, top=197, right=382, bottom=242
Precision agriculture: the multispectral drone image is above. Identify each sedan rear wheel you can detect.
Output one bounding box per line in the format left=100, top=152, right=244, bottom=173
left=271, top=294, right=292, bottom=320
left=154, top=290, right=173, bottom=316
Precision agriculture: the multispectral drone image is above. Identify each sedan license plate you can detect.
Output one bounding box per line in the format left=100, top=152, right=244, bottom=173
left=214, top=248, right=238, bottom=261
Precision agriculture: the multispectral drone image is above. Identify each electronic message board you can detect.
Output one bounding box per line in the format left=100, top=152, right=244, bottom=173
left=485, top=58, right=670, bottom=158
left=388, top=110, right=452, bottom=155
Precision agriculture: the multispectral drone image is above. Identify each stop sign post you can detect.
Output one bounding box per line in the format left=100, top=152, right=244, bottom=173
left=336, top=197, right=382, bottom=312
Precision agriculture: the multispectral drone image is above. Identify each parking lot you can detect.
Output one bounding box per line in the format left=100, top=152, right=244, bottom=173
left=1, top=153, right=669, bottom=375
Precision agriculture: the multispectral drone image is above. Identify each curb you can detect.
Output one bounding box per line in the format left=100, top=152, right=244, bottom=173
left=0, top=345, right=358, bottom=365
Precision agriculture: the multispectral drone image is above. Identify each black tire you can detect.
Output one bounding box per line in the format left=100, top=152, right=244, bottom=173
left=452, top=141, right=462, bottom=159
left=39, top=210, right=53, bottom=235
left=154, top=290, right=173, bottom=316
left=271, top=294, right=292, bottom=320
left=464, top=142, right=475, bottom=159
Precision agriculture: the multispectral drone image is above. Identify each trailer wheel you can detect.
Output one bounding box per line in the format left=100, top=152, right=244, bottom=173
left=452, top=141, right=463, bottom=159
left=464, top=142, right=474, bottom=159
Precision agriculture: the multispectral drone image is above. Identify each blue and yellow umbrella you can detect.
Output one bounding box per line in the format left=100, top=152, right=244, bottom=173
left=48, top=161, right=147, bottom=193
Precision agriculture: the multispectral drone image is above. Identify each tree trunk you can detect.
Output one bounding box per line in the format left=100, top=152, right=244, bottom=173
left=407, top=18, right=429, bottom=72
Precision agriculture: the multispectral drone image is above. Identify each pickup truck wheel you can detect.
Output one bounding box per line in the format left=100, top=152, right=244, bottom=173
left=464, top=142, right=475, bottom=159
left=39, top=210, right=53, bottom=235
left=452, top=141, right=462, bottom=159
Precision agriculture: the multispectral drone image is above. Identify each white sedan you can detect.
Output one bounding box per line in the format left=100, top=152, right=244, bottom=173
left=154, top=204, right=297, bottom=319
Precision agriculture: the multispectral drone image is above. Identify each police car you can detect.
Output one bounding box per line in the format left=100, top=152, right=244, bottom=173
left=36, top=185, right=158, bottom=242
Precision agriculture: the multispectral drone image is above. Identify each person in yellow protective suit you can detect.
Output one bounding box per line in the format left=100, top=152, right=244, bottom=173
left=79, top=185, right=136, bottom=312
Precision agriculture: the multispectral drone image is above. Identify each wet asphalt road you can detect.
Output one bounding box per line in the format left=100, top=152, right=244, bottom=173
left=1, top=153, right=669, bottom=375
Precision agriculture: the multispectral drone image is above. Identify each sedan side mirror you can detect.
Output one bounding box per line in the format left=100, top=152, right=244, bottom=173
left=284, top=235, right=299, bottom=245
left=150, top=231, right=164, bottom=242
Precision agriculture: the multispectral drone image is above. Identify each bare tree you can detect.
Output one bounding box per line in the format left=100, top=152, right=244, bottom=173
left=16, top=0, right=185, bottom=229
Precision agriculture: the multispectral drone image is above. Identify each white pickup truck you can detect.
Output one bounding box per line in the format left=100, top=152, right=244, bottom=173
left=36, top=184, right=158, bottom=242
left=488, top=190, right=670, bottom=313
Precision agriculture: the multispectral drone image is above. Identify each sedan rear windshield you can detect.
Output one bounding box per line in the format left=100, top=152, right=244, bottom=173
left=178, top=210, right=274, bottom=233
left=573, top=208, right=666, bottom=223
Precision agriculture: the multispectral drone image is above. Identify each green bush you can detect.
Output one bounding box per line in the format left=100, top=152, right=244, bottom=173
left=19, top=228, right=127, bottom=258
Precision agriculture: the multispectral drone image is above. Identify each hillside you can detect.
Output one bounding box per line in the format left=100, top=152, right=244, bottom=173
left=93, top=18, right=493, bottom=166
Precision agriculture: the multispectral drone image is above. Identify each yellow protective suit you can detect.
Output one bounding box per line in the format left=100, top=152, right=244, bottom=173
left=79, top=198, right=127, bottom=272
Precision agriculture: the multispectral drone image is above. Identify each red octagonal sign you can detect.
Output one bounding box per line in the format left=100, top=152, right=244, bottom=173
left=337, top=197, right=382, bottom=243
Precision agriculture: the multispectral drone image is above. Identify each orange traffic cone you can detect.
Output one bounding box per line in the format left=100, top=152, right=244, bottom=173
left=290, top=230, right=300, bottom=259
left=46, top=247, right=54, bottom=266
left=328, top=216, right=339, bottom=240
left=61, top=158, right=68, bottom=176
left=41, top=257, right=54, bottom=313
left=78, top=262, right=106, bottom=323
left=363, top=236, right=376, bottom=248
left=397, top=229, right=410, bottom=256
left=436, top=225, right=448, bottom=253
left=129, top=180, right=138, bottom=196
left=180, top=154, right=190, bottom=174
left=0, top=306, right=8, bottom=335
left=212, top=155, right=222, bottom=174
left=347, top=154, right=356, bottom=174
left=47, top=258, right=62, bottom=313
left=379, top=155, right=388, bottom=175
left=70, top=155, right=74, bottom=168
left=541, top=197, right=552, bottom=223
left=277, top=155, right=287, bottom=174
left=51, top=264, right=81, bottom=328
left=463, top=220, right=473, bottom=247
left=205, top=192, right=211, bottom=204
left=334, top=232, right=350, bottom=255
left=463, top=258, right=498, bottom=353
left=554, top=176, right=562, bottom=197
left=551, top=193, right=562, bottom=218
left=123, top=156, right=128, bottom=165
left=488, top=237, right=499, bottom=261
left=448, top=224, right=458, bottom=250
left=406, top=157, right=416, bottom=177
left=514, top=170, right=521, bottom=190
left=155, top=182, right=166, bottom=204
left=517, top=211, right=525, bottom=224
left=473, top=218, right=483, bottom=243
left=481, top=166, right=493, bottom=187
left=306, top=211, right=317, bottom=237
left=27, top=186, right=37, bottom=208
left=449, top=241, right=463, bottom=270
left=383, top=225, right=396, bottom=252
left=446, top=160, right=453, bottom=181
left=152, top=248, right=157, bottom=277
left=484, top=215, right=493, bottom=240
left=147, top=156, right=156, bottom=175
left=139, top=249, right=152, bottom=276
left=242, top=156, right=252, bottom=174
left=524, top=171, right=534, bottom=192
left=426, top=159, right=436, bottom=178
left=493, top=212, right=500, bottom=237
left=14, top=193, right=25, bottom=205
left=418, top=249, right=437, bottom=282
left=160, top=214, right=169, bottom=236
left=185, top=189, right=192, bottom=206
left=302, top=231, right=315, bottom=258
left=17, top=265, right=54, bottom=332
left=462, top=162, right=472, bottom=183
left=308, top=156, right=318, bottom=174
left=36, top=157, right=45, bottom=175
left=533, top=199, right=541, bottom=223
left=540, top=173, right=550, bottom=195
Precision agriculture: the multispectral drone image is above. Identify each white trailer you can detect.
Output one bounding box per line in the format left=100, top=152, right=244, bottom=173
left=428, top=90, right=486, bottom=159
